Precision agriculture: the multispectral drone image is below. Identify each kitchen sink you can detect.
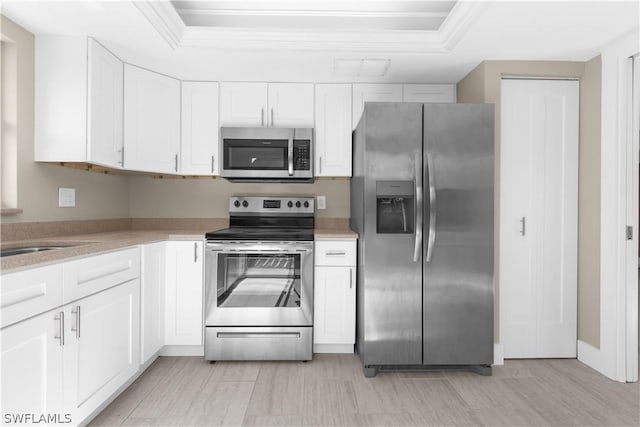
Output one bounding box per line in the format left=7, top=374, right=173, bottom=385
left=0, top=245, right=72, bottom=257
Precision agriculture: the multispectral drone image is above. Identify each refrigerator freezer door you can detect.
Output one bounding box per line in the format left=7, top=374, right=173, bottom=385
left=357, top=102, right=423, bottom=367
left=423, top=104, right=494, bottom=366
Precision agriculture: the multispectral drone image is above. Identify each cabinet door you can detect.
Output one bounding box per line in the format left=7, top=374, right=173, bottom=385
left=402, top=84, right=456, bottom=103
left=314, top=84, right=352, bottom=177
left=220, top=82, right=267, bottom=126
left=124, top=64, right=181, bottom=174
left=64, top=280, right=140, bottom=422
left=87, top=39, right=124, bottom=168
left=313, top=267, right=356, bottom=346
left=181, top=81, right=219, bottom=175
left=165, top=241, right=204, bottom=346
left=352, top=84, right=403, bottom=129
left=141, top=242, right=165, bottom=364
left=1, top=310, right=64, bottom=418
left=268, top=83, right=314, bottom=127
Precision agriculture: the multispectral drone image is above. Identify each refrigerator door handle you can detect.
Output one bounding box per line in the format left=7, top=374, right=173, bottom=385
left=426, top=151, right=436, bottom=262
left=413, top=152, right=423, bottom=262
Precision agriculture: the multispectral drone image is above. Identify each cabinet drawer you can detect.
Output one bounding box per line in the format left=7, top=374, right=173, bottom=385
left=1, top=265, right=63, bottom=329
left=315, top=241, right=356, bottom=266
left=63, top=247, right=140, bottom=303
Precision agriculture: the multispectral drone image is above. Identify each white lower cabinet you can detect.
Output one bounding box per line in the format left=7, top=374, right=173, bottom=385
left=64, top=280, right=140, bottom=422
left=164, top=241, right=204, bottom=346
left=141, top=242, right=166, bottom=364
left=313, top=239, right=357, bottom=353
left=1, top=309, right=64, bottom=419
left=0, top=279, right=139, bottom=425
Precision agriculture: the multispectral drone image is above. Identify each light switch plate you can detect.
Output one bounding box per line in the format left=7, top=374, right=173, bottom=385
left=317, top=195, right=326, bottom=210
left=58, top=187, right=76, bottom=208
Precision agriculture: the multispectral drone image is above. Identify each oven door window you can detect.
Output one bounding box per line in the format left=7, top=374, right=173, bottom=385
left=223, top=139, right=288, bottom=170
left=217, top=253, right=301, bottom=308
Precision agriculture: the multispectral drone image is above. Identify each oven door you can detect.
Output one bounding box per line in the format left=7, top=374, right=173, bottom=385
left=205, top=241, right=313, bottom=326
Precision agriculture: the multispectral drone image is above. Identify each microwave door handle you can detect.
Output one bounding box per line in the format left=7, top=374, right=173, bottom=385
left=288, top=138, right=294, bottom=176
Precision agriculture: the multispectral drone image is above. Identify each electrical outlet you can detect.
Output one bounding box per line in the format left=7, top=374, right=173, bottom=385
left=317, top=195, right=326, bottom=210
left=58, top=187, right=76, bottom=208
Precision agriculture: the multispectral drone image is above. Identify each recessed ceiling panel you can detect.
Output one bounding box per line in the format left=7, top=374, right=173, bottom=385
left=171, top=0, right=457, bottom=31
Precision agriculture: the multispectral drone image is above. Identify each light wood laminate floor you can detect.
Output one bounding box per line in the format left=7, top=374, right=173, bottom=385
left=90, top=355, right=639, bottom=426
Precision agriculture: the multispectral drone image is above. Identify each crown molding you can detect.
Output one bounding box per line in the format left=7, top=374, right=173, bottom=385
left=133, top=0, right=485, bottom=54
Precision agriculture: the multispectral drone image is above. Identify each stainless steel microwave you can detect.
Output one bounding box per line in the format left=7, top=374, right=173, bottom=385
left=220, top=127, right=314, bottom=182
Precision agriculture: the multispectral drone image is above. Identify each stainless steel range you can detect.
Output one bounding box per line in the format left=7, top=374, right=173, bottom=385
left=204, top=196, right=314, bottom=361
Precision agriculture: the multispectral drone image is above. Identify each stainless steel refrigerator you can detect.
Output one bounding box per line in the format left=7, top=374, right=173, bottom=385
left=351, top=102, right=494, bottom=377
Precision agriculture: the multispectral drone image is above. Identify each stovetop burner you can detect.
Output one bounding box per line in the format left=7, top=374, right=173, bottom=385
left=205, top=196, right=315, bottom=242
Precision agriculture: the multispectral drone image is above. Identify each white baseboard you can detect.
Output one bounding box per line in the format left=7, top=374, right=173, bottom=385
left=313, top=344, right=354, bottom=353
left=493, top=343, right=504, bottom=365
left=160, top=345, right=204, bottom=356
left=577, top=340, right=603, bottom=373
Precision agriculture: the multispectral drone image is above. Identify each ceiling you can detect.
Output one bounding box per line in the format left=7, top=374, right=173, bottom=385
left=2, top=1, right=639, bottom=83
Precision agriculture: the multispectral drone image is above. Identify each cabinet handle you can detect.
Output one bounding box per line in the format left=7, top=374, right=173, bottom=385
left=194, top=242, right=198, bottom=263
left=117, top=147, right=124, bottom=166
left=349, top=268, right=353, bottom=289
left=326, top=250, right=346, bottom=256
left=71, top=306, right=81, bottom=338
left=271, top=108, right=274, bottom=126
left=261, top=108, right=265, bottom=126
left=520, top=216, right=526, bottom=236
left=211, top=155, right=215, bottom=174
left=319, top=156, right=323, bottom=175
left=54, top=312, right=64, bottom=346
left=174, top=154, right=178, bottom=172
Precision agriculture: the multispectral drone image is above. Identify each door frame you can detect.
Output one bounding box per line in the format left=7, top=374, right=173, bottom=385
left=597, top=28, right=639, bottom=383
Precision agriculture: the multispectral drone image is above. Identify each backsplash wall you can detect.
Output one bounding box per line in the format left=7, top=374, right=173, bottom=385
left=128, top=175, right=350, bottom=219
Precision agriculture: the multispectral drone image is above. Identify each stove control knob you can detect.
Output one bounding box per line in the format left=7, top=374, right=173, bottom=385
left=233, top=200, right=241, bottom=208
left=242, top=200, right=249, bottom=208
left=295, top=201, right=301, bottom=208
left=303, top=201, right=309, bottom=208
left=287, top=201, right=293, bottom=208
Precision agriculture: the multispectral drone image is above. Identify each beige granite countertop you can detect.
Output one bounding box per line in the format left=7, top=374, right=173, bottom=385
left=0, top=229, right=214, bottom=273
left=1, top=226, right=358, bottom=273
left=314, top=228, right=359, bottom=239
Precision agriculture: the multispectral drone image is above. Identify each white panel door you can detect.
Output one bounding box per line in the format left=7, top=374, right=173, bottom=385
left=268, top=83, right=314, bottom=127
left=87, top=39, right=123, bottom=168
left=165, top=241, right=204, bottom=346
left=402, top=84, right=456, bottom=103
left=141, top=242, right=166, bottom=364
left=314, top=84, right=352, bottom=177
left=124, top=64, right=180, bottom=174
left=181, top=81, right=219, bottom=175
left=352, top=84, right=403, bottom=128
left=220, top=82, right=267, bottom=126
left=64, top=280, right=140, bottom=422
left=500, top=78, right=579, bottom=359
left=1, top=310, right=64, bottom=418
left=313, top=267, right=356, bottom=345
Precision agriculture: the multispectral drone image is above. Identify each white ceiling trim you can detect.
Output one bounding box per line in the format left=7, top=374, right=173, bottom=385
left=133, top=0, right=486, bottom=53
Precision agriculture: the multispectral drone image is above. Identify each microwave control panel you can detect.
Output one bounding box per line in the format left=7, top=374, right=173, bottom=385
left=293, top=140, right=311, bottom=170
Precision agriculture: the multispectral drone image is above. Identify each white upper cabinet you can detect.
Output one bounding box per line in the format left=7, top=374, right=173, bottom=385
left=314, top=84, right=352, bottom=177
left=87, top=40, right=124, bottom=168
left=35, top=37, right=123, bottom=167
left=124, top=64, right=181, bottom=174
left=268, top=83, right=314, bottom=127
left=402, top=84, right=456, bottom=103
left=220, top=82, right=314, bottom=127
left=220, top=82, right=267, bottom=126
left=352, top=84, right=403, bottom=129
left=181, top=82, right=220, bottom=175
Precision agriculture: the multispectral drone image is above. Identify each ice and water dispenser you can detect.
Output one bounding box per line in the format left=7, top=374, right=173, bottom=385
left=376, top=181, right=414, bottom=234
